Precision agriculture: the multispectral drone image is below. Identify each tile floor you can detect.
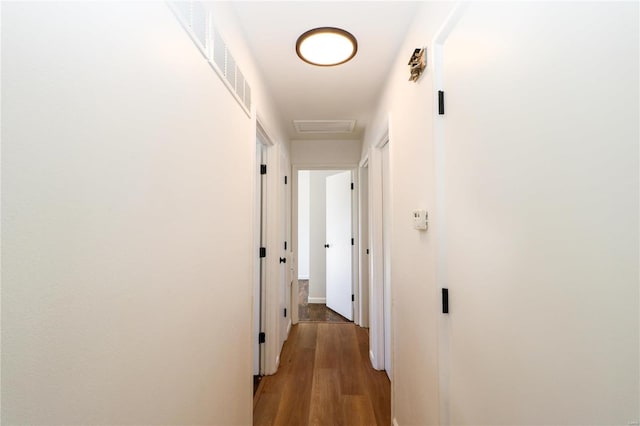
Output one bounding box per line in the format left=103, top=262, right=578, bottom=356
left=298, top=280, right=350, bottom=323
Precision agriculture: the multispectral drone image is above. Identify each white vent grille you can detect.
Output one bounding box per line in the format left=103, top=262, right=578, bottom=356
left=236, top=69, right=245, bottom=101
left=213, top=28, right=226, bottom=75
left=226, top=51, right=236, bottom=89
left=244, top=82, right=252, bottom=110
left=168, top=1, right=252, bottom=116
left=293, top=120, right=356, bottom=134
left=191, top=2, right=207, bottom=49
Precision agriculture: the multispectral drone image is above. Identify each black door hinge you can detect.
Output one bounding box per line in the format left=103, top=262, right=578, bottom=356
left=442, top=288, right=449, bottom=314
left=284, top=308, right=287, bottom=318
left=284, top=176, right=288, bottom=185
left=438, top=91, right=445, bottom=115
left=351, top=238, right=354, bottom=246
left=350, top=182, right=354, bottom=190
left=366, top=249, right=369, bottom=254
left=279, top=257, right=287, bottom=264
left=284, top=241, right=287, bottom=250
left=259, top=247, right=266, bottom=258
left=260, top=164, right=267, bottom=175
left=259, top=332, right=265, bottom=343
left=351, top=294, right=355, bottom=302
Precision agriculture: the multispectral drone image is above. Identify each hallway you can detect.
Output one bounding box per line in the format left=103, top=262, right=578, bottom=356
left=254, top=323, right=390, bottom=425
left=2, top=2, right=638, bottom=425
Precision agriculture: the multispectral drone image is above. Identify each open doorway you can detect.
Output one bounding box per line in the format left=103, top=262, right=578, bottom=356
left=296, top=169, right=354, bottom=323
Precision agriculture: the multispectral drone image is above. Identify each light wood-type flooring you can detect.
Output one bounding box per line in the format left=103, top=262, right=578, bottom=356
left=253, top=322, right=390, bottom=425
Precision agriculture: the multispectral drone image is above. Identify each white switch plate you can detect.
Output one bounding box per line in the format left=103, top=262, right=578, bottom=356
left=413, top=209, right=428, bottom=231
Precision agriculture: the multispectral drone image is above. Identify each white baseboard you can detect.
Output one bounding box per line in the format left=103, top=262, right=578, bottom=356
left=308, top=297, right=326, bottom=304
left=286, top=319, right=292, bottom=337
left=392, top=418, right=399, bottom=426
left=369, top=350, right=376, bottom=368
left=298, top=275, right=309, bottom=280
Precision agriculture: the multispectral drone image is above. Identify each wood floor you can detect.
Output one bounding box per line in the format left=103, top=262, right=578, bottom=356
left=254, top=323, right=390, bottom=426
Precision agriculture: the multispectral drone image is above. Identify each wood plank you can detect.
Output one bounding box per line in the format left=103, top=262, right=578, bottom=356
left=271, top=347, right=315, bottom=425
left=341, top=395, right=378, bottom=426
left=308, top=368, right=342, bottom=426
left=253, top=323, right=390, bottom=426
left=355, top=326, right=391, bottom=426
left=313, top=323, right=339, bottom=369
left=253, top=393, right=280, bottom=426
left=337, top=324, right=365, bottom=395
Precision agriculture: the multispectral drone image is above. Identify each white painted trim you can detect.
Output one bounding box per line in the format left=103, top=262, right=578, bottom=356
left=392, top=418, right=399, bottom=426
left=255, top=119, right=275, bottom=378
left=432, top=4, right=468, bottom=424
left=286, top=319, right=292, bottom=338
left=369, top=350, right=376, bottom=368
left=351, top=169, right=360, bottom=326
left=256, top=115, right=276, bottom=148
left=291, top=164, right=361, bottom=330
left=293, top=163, right=359, bottom=170
left=433, top=1, right=468, bottom=45
left=308, top=297, right=327, bottom=304
left=298, top=275, right=309, bottom=280
left=358, top=156, right=370, bottom=327
left=291, top=168, right=301, bottom=327
left=262, top=132, right=287, bottom=376
left=368, top=139, right=386, bottom=371
left=375, top=127, right=390, bottom=149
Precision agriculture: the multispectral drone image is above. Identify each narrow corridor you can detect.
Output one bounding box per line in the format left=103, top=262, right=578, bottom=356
left=253, top=323, right=390, bottom=425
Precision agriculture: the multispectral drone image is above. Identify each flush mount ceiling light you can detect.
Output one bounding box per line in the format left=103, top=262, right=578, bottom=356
left=296, top=27, right=358, bottom=66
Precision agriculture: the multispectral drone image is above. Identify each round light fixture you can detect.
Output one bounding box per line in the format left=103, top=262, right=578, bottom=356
left=296, top=27, right=358, bottom=67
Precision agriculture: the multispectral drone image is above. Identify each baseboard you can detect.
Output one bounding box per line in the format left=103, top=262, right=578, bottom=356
left=275, top=354, right=280, bottom=370
left=308, top=297, right=326, bottom=304
left=369, top=350, right=376, bottom=368
left=298, top=275, right=309, bottom=280
left=286, top=319, right=292, bottom=337
left=392, top=418, right=399, bottom=426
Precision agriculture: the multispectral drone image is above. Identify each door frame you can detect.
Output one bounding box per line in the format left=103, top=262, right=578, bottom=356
left=432, top=4, right=468, bottom=424
left=325, top=170, right=355, bottom=321
left=254, top=118, right=291, bottom=376
left=291, top=164, right=359, bottom=326
left=357, top=158, right=370, bottom=328
left=254, top=120, right=274, bottom=376
left=367, top=128, right=390, bottom=373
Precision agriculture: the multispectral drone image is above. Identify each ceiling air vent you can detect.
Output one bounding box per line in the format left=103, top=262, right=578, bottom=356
left=293, top=120, right=356, bottom=134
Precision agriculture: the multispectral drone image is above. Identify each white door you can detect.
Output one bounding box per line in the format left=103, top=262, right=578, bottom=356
left=381, top=142, right=392, bottom=378
left=325, top=171, right=353, bottom=320
left=279, top=151, right=291, bottom=347
left=255, top=137, right=267, bottom=376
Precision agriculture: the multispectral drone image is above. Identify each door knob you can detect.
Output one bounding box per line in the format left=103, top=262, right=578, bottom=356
left=324, top=244, right=330, bottom=248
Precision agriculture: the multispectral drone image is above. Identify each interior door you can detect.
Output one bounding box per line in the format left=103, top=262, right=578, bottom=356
left=325, top=170, right=353, bottom=320
left=381, top=142, right=391, bottom=379
left=279, top=150, right=291, bottom=348
left=255, top=137, right=267, bottom=376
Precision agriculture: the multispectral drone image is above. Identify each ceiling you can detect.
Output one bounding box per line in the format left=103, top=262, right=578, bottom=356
left=232, top=2, right=420, bottom=141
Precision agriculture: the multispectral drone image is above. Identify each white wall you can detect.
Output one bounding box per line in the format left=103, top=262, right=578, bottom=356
left=297, top=171, right=310, bottom=279
left=1, top=2, right=287, bottom=424
left=363, top=2, right=639, bottom=425
left=291, top=139, right=362, bottom=166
